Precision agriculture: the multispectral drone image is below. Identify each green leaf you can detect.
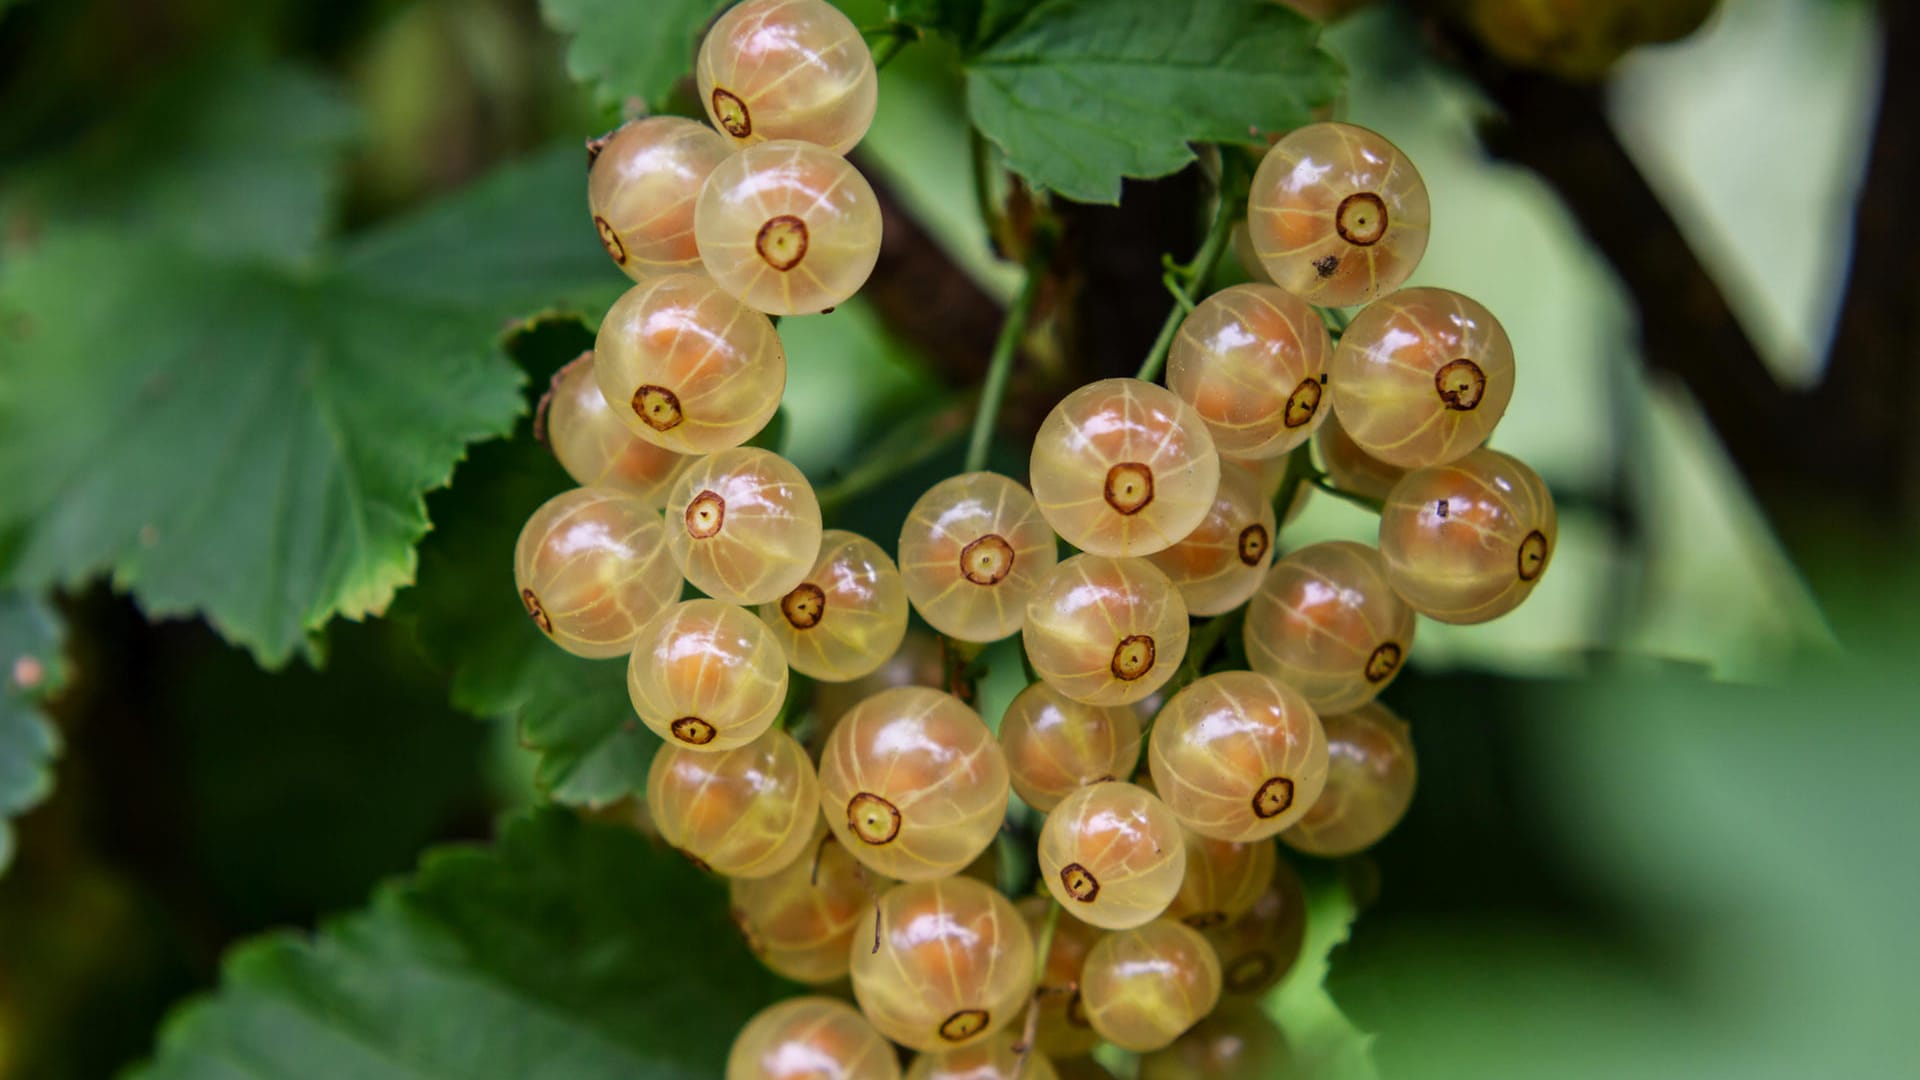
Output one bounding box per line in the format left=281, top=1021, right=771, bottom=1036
left=963, top=0, right=1343, bottom=203
left=0, top=146, right=622, bottom=667
left=0, top=590, right=64, bottom=873
left=0, top=58, right=357, bottom=269
left=1269, top=862, right=1378, bottom=1079
left=134, top=810, right=793, bottom=1080
left=539, top=0, right=728, bottom=113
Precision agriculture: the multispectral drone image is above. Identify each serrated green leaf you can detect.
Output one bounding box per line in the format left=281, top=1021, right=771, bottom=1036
left=0, top=146, right=621, bottom=667
left=539, top=0, right=728, bottom=113
left=134, top=810, right=793, bottom=1080
left=1271, top=862, right=1378, bottom=1079
left=0, top=589, right=64, bottom=873
left=963, top=0, right=1343, bottom=203
left=0, top=57, right=357, bottom=269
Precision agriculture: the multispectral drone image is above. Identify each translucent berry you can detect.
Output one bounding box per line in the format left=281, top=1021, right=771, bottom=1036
left=513, top=488, right=683, bottom=659
left=727, top=996, right=901, bottom=1080
left=1037, top=781, right=1187, bottom=930
left=1377, top=448, right=1556, bottom=623
left=594, top=274, right=787, bottom=454
left=1247, top=122, right=1430, bottom=307
left=1079, top=920, right=1222, bottom=1052
left=1138, top=1001, right=1292, bottom=1080
left=1203, top=858, right=1307, bottom=996
left=906, top=1033, right=1061, bottom=1080
left=898, top=472, right=1058, bottom=643
left=647, top=728, right=819, bottom=877
left=851, top=876, right=1035, bottom=1052
left=1164, top=831, right=1276, bottom=932
left=696, top=140, right=882, bottom=316
left=1167, top=284, right=1334, bottom=459
left=1145, top=462, right=1278, bottom=617
left=1283, top=702, right=1417, bottom=857
left=730, top=824, right=889, bottom=983
left=1018, top=896, right=1107, bottom=1058
left=1024, top=555, right=1190, bottom=707
left=1030, top=378, right=1220, bottom=557
left=586, top=116, right=730, bottom=281
left=1331, top=287, right=1516, bottom=468
left=999, top=682, right=1142, bottom=812
left=811, top=627, right=945, bottom=752
left=1314, top=416, right=1406, bottom=501
left=817, top=687, right=1010, bottom=881
left=696, top=0, right=878, bottom=154
left=1243, top=540, right=1416, bottom=714
left=758, top=529, right=910, bottom=682
left=667, top=447, right=824, bottom=606
left=627, top=599, right=789, bottom=752
left=1147, top=671, right=1329, bottom=842
left=545, top=352, right=689, bottom=506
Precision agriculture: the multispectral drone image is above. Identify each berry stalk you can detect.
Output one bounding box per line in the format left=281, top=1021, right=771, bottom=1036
left=963, top=251, right=1049, bottom=474
left=1137, top=169, right=1242, bottom=383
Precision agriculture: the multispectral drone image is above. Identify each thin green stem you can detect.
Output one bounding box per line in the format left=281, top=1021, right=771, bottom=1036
left=1136, top=177, right=1241, bottom=383
left=1309, top=473, right=1385, bottom=514
left=1013, top=897, right=1063, bottom=1063
left=816, top=398, right=972, bottom=514
left=1161, top=271, right=1197, bottom=314
left=1317, top=304, right=1351, bottom=340
left=964, top=253, right=1048, bottom=474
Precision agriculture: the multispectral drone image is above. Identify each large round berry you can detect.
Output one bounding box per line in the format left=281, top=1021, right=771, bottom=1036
left=999, top=682, right=1142, bottom=812
left=817, top=687, right=1010, bottom=881
left=1146, top=461, right=1278, bottom=617
left=1203, top=858, right=1308, bottom=997
left=544, top=351, right=688, bottom=506
left=1138, top=1001, right=1293, bottom=1080
left=627, top=599, right=789, bottom=752
left=1038, top=781, right=1187, bottom=930
left=1024, top=555, right=1190, bottom=707
left=696, top=0, right=878, bottom=154
left=851, top=876, right=1035, bottom=1052
left=695, top=139, right=882, bottom=316
left=586, top=116, right=730, bottom=281
left=1167, top=283, right=1334, bottom=459
left=593, top=274, right=786, bottom=454
left=1247, top=122, right=1429, bottom=307
left=899, top=472, right=1058, bottom=643
left=1314, top=416, right=1406, bottom=501
left=1079, top=920, right=1222, bottom=1052
left=1031, top=378, right=1220, bottom=557
left=646, top=728, right=818, bottom=877
left=1243, top=540, right=1416, bottom=714
left=758, top=529, right=910, bottom=681
left=1377, top=448, right=1556, bottom=623
left=513, top=488, right=682, bottom=659
left=1331, top=287, right=1516, bottom=468
left=666, top=447, right=824, bottom=606
left=727, top=997, right=900, bottom=1080
left=1283, top=701, right=1417, bottom=857
left=1164, top=830, right=1276, bottom=933
left=1147, top=671, right=1328, bottom=842
left=730, top=825, right=889, bottom=984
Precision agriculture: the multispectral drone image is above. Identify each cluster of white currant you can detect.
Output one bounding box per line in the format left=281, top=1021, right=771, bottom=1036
left=512, top=3, right=1556, bottom=1077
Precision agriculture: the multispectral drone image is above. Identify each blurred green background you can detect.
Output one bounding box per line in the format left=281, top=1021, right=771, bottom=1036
left=0, top=0, right=1912, bottom=1077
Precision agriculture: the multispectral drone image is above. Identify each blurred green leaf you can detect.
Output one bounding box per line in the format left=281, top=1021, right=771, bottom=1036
left=0, top=57, right=357, bottom=268
left=0, top=589, right=64, bottom=872
left=396, top=317, right=656, bottom=808
left=963, top=0, right=1343, bottom=203
left=892, top=0, right=1029, bottom=47
left=133, top=810, right=793, bottom=1080
left=0, top=145, right=620, bottom=668
left=538, top=0, right=727, bottom=113
left=1267, top=862, right=1377, bottom=1080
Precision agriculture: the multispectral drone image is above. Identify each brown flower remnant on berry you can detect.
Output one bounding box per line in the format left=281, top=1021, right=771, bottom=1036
left=781, top=583, right=826, bottom=629
left=847, top=792, right=902, bottom=845
left=1104, top=462, right=1154, bottom=515
left=1060, top=862, right=1101, bottom=902
left=670, top=716, right=717, bottom=745
left=1252, top=777, right=1295, bottom=819
left=756, top=215, right=810, bottom=271
left=521, top=588, right=553, bottom=634
left=1435, top=358, right=1487, bottom=410
left=1111, top=635, right=1156, bottom=681
left=1335, top=191, right=1388, bottom=246
left=711, top=88, right=751, bottom=137
left=633, top=384, right=683, bottom=431
left=960, top=534, right=1014, bottom=585
left=686, top=490, right=726, bottom=539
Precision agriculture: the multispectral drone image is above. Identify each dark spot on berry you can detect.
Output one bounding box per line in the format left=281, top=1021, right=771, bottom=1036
left=1435, top=500, right=1450, bottom=519
left=1313, top=254, right=1339, bottom=278
left=1225, top=950, right=1278, bottom=993
left=780, top=583, right=826, bottom=629
left=1182, top=910, right=1228, bottom=930
left=1252, top=776, right=1295, bottom=819
left=633, top=384, right=682, bottom=431
left=1284, top=376, right=1323, bottom=428
left=847, top=792, right=902, bottom=845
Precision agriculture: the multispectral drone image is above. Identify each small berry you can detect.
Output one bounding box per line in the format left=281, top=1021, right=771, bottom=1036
left=1203, top=859, right=1308, bottom=997
left=696, top=0, right=879, bottom=154
left=1148, top=671, right=1329, bottom=842
left=906, top=1032, right=1062, bottom=1080
left=1146, top=461, right=1278, bottom=617
left=1024, top=555, right=1190, bottom=707
left=1314, top=417, right=1406, bottom=502
left=1332, top=287, right=1516, bottom=468
left=647, top=728, right=819, bottom=877
left=666, top=447, right=824, bottom=606
left=586, top=116, right=730, bottom=281
left=1031, top=379, right=1220, bottom=558
left=1377, top=448, right=1556, bottom=623
left=898, top=472, right=1058, bottom=643
left=1079, top=920, right=1222, bottom=1052
left=1137, top=1000, right=1293, bottom=1079
left=1038, top=781, right=1187, bottom=930
left=727, top=997, right=901, bottom=1080
left=999, top=682, right=1142, bottom=812
left=730, top=824, right=890, bottom=983
left=1164, top=830, right=1277, bottom=932
left=851, top=876, right=1035, bottom=1052
left=627, top=599, right=789, bottom=752
left=1167, top=284, right=1334, bottom=459
left=1243, top=540, right=1416, bottom=714
left=1247, top=122, right=1429, bottom=307
left=545, top=352, right=688, bottom=505
left=758, top=529, right=910, bottom=682
left=512, top=488, right=683, bottom=659
left=696, top=140, right=882, bottom=316
left=1283, top=701, right=1417, bottom=857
